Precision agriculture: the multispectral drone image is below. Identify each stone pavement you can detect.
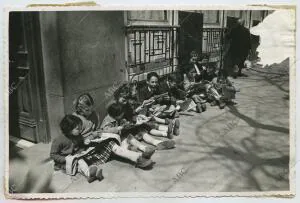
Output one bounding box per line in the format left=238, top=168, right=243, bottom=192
left=9, top=62, right=290, bottom=193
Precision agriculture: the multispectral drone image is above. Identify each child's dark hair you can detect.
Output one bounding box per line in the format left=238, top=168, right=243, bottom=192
left=147, top=72, right=159, bottom=81
left=107, top=103, right=124, bottom=119
left=74, top=93, right=94, bottom=108
left=114, top=84, right=130, bottom=100
left=190, top=50, right=199, bottom=57
left=167, top=73, right=177, bottom=83
left=60, top=114, right=82, bottom=138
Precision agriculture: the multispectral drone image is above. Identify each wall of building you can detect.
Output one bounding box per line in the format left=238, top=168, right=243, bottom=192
left=57, top=11, right=127, bottom=120
left=39, top=12, right=65, bottom=140
left=39, top=11, right=126, bottom=140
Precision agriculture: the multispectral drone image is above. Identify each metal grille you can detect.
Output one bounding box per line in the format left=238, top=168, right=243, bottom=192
left=126, top=26, right=179, bottom=81
left=201, top=28, right=223, bottom=62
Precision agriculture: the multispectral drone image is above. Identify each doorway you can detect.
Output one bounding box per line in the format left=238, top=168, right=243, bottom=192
left=178, top=11, right=203, bottom=66
left=9, top=12, right=49, bottom=143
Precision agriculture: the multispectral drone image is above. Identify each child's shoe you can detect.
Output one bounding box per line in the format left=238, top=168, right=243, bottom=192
left=201, top=103, right=207, bottom=112
left=219, top=99, right=226, bottom=109
left=136, top=156, right=153, bottom=169
left=156, top=140, right=175, bottom=150
left=167, top=122, right=174, bottom=139
left=172, top=119, right=180, bottom=136
left=95, top=166, right=104, bottom=181
left=210, top=100, right=217, bottom=106
left=87, top=165, right=98, bottom=183
left=196, top=103, right=203, bottom=113
left=142, top=146, right=156, bottom=159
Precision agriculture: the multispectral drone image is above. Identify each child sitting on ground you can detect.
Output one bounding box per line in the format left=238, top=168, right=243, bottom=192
left=201, top=66, right=237, bottom=108
left=212, top=75, right=238, bottom=105
left=200, top=65, right=226, bottom=109
left=102, top=102, right=176, bottom=151
left=50, top=114, right=103, bottom=183
left=72, top=93, right=153, bottom=169
left=182, top=71, right=207, bottom=113
left=138, top=72, right=179, bottom=118
left=135, top=72, right=180, bottom=135
left=160, top=74, right=186, bottom=110
left=180, top=51, right=209, bottom=113
left=114, top=86, right=177, bottom=148
left=123, top=81, right=180, bottom=137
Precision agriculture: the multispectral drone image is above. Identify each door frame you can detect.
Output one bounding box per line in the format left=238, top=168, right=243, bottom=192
left=178, top=11, right=204, bottom=66
left=26, top=12, right=50, bottom=143
left=10, top=12, right=50, bottom=143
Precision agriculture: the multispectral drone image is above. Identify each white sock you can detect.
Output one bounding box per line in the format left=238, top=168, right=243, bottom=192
left=77, top=159, right=90, bottom=177
left=143, top=134, right=163, bottom=146
left=112, top=144, right=141, bottom=162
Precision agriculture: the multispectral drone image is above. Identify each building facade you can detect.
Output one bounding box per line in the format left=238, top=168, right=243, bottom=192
left=9, top=10, right=270, bottom=143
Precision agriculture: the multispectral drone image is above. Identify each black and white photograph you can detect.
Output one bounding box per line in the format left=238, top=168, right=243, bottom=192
left=6, top=8, right=295, bottom=197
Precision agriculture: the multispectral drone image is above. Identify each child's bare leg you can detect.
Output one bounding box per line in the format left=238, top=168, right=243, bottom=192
left=142, top=133, right=175, bottom=150
left=152, top=116, right=167, bottom=124
left=149, top=129, right=168, bottom=137
left=112, top=143, right=141, bottom=162
left=127, top=134, right=156, bottom=159
left=77, top=159, right=90, bottom=177
left=157, top=125, right=168, bottom=132
left=111, top=143, right=153, bottom=168
left=77, top=159, right=100, bottom=183
left=127, top=134, right=147, bottom=151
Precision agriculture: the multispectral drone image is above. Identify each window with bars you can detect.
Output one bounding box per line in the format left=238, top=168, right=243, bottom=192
left=126, top=26, right=179, bottom=81
left=201, top=28, right=223, bottom=62
left=125, top=11, right=178, bottom=81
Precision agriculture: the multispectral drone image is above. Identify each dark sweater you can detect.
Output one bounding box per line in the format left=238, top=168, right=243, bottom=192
left=138, top=86, right=161, bottom=102
left=160, top=81, right=186, bottom=102
left=50, top=135, right=84, bottom=170
left=138, top=85, right=171, bottom=105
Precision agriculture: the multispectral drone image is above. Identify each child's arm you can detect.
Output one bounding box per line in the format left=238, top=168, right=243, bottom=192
left=100, top=122, right=123, bottom=134
left=83, top=131, right=101, bottom=145
left=50, top=138, right=67, bottom=164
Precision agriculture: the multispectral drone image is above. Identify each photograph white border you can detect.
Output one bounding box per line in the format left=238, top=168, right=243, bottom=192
left=2, top=3, right=297, bottom=199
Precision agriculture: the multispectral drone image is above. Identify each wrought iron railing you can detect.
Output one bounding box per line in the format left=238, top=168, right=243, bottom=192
left=125, top=25, right=179, bottom=81
left=201, top=28, right=224, bottom=62
left=125, top=26, right=224, bottom=81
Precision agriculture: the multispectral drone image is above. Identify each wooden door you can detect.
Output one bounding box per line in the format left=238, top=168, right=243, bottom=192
left=9, top=12, right=49, bottom=143
left=178, top=11, right=203, bottom=66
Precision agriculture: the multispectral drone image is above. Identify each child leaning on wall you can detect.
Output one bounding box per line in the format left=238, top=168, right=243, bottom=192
left=137, top=72, right=180, bottom=118
left=50, top=115, right=103, bottom=183
left=135, top=72, right=181, bottom=135
left=179, top=50, right=211, bottom=113
left=72, top=93, right=154, bottom=169
left=72, top=93, right=122, bottom=166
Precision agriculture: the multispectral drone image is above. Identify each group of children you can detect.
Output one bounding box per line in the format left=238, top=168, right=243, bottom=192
left=50, top=50, right=238, bottom=183
left=180, top=51, right=238, bottom=111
